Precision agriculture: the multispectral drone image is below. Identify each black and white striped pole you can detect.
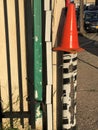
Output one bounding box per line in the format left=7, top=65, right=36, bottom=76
left=62, top=53, right=78, bottom=129
left=62, top=53, right=73, bottom=129
left=72, top=53, right=78, bottom=129
left=53, top=3, right=82, bottom=130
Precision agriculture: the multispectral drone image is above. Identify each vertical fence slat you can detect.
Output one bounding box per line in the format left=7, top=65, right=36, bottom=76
left=15, top=0, right=24, bottom=127
left=7, top=0, right=20, bottom=111
left=44, top=0, right=50, bottom=10
left=45, top=11, right=52, bottom=42
left=3, top=0, right=13, bottom=127
left=18, top=0, right=28, bottom=113
left=24, top=0, right=35, bottom=128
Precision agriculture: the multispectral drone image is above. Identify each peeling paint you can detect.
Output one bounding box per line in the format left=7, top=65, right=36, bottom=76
left=35, top=90, right=38, bottom=98
left=35, top=36, right=39, bottom=42
left=39, top=69, right=42, bottom=72
left=33, top=0, right=42, bottom=128
left=36, top=106, right=41, bottom=117
left=36, top=105, right=42, bottom=119
left=39, top=82, right=42, bottom=85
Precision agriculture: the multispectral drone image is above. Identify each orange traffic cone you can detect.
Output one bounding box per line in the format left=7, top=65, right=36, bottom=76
left=53, top=3, right=82, bottom=53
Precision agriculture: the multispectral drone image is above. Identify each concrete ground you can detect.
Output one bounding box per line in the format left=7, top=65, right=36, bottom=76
left=77, top=33, right=98, bottom=130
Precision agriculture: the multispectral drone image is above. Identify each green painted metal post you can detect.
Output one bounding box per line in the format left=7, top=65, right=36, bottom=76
left=33, top=0, right=43, bottom=128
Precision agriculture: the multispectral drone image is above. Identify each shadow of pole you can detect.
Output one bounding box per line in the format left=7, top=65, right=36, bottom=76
left=79, top=33, right=98, bottom=56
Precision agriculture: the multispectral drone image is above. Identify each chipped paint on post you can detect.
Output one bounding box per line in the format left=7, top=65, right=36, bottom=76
left=33, top=0, right=43, bottom=129
left=36, top=106, right=42, bottom=118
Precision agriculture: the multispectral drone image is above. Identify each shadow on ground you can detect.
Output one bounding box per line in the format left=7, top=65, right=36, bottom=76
left=77, top=32, right=98, bottom=130
left=79, top=33, right=98, bottom=56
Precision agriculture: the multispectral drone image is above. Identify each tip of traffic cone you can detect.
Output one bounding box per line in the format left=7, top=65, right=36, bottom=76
left=53, top=3, right=83, bottom=53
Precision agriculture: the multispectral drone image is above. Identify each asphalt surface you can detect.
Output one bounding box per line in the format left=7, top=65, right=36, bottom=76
left=77, top=33, right=98, bottom=130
